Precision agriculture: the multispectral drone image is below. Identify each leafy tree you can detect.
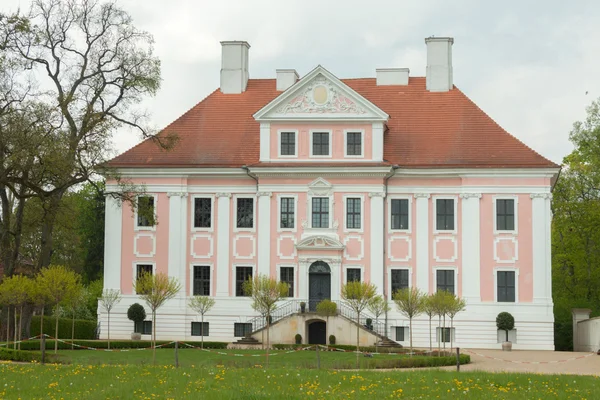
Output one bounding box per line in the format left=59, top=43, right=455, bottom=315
left=134, top=272, right=181, bottom=364
left=496, top=312, right=515, bottom=342
left=429, top=290, right=453, bottom=354
left=0, top=275, right=33, bottom=349
left=446, top=295, right=466, bottom=351
left=31, top=274, right=51, bottom=348
left=99, top=289, right=121, bottom=349
left=393, top=288, right=425, bottom=355
left=188, top=296, right=215, bottom=349
left=243, top=275, right=289, bottom=367
left=37, top=265, right=81, bottom=353
left=316, top=300, right=337, bottom=346
left=422, top=295, right=437, bottom=352
left=367, top=295, right=390, bottom=353
left=341, top=281, right=377, bottom=368
left=63, top=282, right=85, bottom=349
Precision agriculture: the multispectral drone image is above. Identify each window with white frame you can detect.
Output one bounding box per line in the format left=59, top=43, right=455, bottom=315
left=234, top=323, right=253, bottom=337
left=496, top=199, right=516, bottom=231
left=280, top=266, right=294, bottom=297
left=497, top=270, right=516, bottom=302
left=236, top=198, right=254, bottom=229
left=436, top=327, right=453, bottom=343
left=346, top=131, right=362, bottom=156
left=394, top=326, right=408, bottom=341
left=346, top=268, right=361, bottom=283
left=193, top=198, right=212, bottom=228
left=346, top=198, right=361, bottom=230
left=391, top=199, right=409, bottom=230
left=311, top=197, right=329, bottom=228
left=235, top=266, right=253, bottom=296
left=280, top=131, right=296, bottom=156
left=137, top=196, right=155, bottom=227
left=191, top=322, right=209, bottom=336
left=391, top=269, right=409, bottom=295
left=280, top=197, right=295, bottom=229
left=135, top=320, right=152, bottom=335
left=135, top=264, right=153, bottom=294
left=192, top=265, right=210, bottom=296
left=435, top=199, right=454, bottom=231
left=312, top=132, right=330, bottom=156
left=436, top=269, right=455, bottom=294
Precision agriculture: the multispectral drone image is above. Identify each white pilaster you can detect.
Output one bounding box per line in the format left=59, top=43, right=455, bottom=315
left=531, top=193, right=552, bottom=304
left=298, top=259, right=308, bottom=300
left=259, top=122, right=271, bottom=162
left=414, top=193, right=430, bottom=293
left=372, top=122, right=384, bottom=161
left=216, top=193, right=232, bottom=297
left=369, top=192, right=385, bottom=294
left=103, top=196, right=122, bottom=291
left=257, top=192, right=272, bottom=277
left=168, top=192, right=187, bottom=296
left=460, top=193, right=482, bottom=302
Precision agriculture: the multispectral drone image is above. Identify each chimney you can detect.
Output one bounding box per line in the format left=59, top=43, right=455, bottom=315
left=220, top=41, right=250, bottom=94
left=425, top=37, right=454, bottom=92
left=376, top=68, right=409, bottom=86
left=276, top=69, right=299, bottom=91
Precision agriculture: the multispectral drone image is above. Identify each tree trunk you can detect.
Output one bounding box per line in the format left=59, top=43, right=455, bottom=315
left=152, top=310, right=156, bottom=364
left=40, top=307, right=45, bottom=352
left=450, top=317, right=454, bottom=351
left=5, top=307, right=9, bottom=347
left=71, top=311, right=75, bottom=350
left=437, top=315, right=441, bottom=356
left=374, top=316, right=378, bottom=353
left=506, top=329, right=509, bottom=342
left=13, top=306, right=17, bottom=349
left=442, top=314, right=446, bottom=352
left=107, top=311, right=111, bottom=350
left=200, top=314, right=204, bottom=349
left=0, top=185, right=13, bottom=278
left=54, top=310, right=59, bottom=353
left=428, top=316, right=432, bottom=352
left=18, top=305, right=23, bottom=350
left=266, top=317, right=270, bottom=369
left=37, top=193, right=64, bottom=270
left=409, top=316, right=413, bottom=357
left=356, top=314, right=360, bottom=369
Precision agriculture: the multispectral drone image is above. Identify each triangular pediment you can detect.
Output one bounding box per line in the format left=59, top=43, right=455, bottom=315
left=296, top=235, right=345, bottom=250
left=308, top=177, right=333, bottom=195
left=254, top=66, right=388, bottom=122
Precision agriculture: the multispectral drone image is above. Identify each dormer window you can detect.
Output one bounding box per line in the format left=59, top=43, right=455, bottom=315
left=279, top=131, right=297, bottom=157
left=310, top=131, right=331, bottom=157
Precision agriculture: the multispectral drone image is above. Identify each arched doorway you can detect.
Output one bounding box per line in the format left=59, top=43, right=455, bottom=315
left=309, top=261, right=331, bottom=311
left=308, top=320, right=327, bottom=344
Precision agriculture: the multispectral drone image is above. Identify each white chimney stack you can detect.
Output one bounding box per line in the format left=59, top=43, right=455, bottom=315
left=376, top=68, right=409, bottom=86
left=220, top=41, right=250, bottom=94
left=276, top=69, right=299, bottom=91
left=425, top=37, right=454, bottom=92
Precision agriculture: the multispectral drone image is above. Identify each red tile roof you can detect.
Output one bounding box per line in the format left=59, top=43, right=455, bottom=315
left=108, top=78, right=558, bottom=169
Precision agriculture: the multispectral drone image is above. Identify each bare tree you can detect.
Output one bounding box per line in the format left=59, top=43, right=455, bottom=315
left=243, top=274, right=288, bottom=368
left=341, top=281, right=377, bottom=368
left=134, top=272, right=181, bottom=364
left=316, top=300, right=337, bottom=346
left=421, top=295, right=436, bottom=352
left=393, top=288, right=425, bottom=355
left=367, top=295, right=390, bottom=353
left=99, top=289, right=121, bottom=349
left=446, top=295, right=466, bottom=351
left=188, top=296, right=215, bottom=349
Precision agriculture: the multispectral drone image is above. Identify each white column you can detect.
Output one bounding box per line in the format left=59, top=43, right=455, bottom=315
left=531, top=193, right=552, bottom=304
left=259, top=122, right=270, bottom=161
left=103, top=196, right=122, bottom=291
left=369, top=192, right=385, bottom=294
left=414, top=193, right=430, bottom=293
left=330, top=260, right=341, bottom=302
left=257, top=192, right=272, bottom=277
left=371, top=123, right=384, bottom=161
left=298, top=259, right=308, bottom=300
left=460, top=193, right=482, bottom=302
left=168, top=192, right=187, bottom=296
left=216, top=193, right=231, bottom=297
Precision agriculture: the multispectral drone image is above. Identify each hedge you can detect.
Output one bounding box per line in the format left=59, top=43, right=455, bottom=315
left=17, top=339, right=229, bottom=351
left=30, top=316, right=97, bottom=340
left=0, top=347, right=60, bottom=363
left=272, top=344, right=408, bottom=353
left=361, top=354, right=470, bottom=369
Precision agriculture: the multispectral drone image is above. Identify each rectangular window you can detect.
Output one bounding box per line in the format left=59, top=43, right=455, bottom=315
left=437, top=327, right=452, bottom=343
left=236, top=198, right=254, bottom=229
left=194, top=198, right=212, bottom=228
left=346, top=198, right=361, bottom=229
left=280, top=197, right=295, bottom=229
left=436, top=270, right=455, bottom=294
left=311, top=197, right=329, bottom=228
left=346, top=132, right=362, bottom=156
left=312, top=132, right=330, bottom=156
left=193, top=265, right=210, bottom=296
left=280, top=267, right=294, bottom=297
left=496, top=199, right=515, bottom=231
left=234, top=322, right=253, bottom=337
left=391, top=199, right=409, bottom=230
left=137, top=196, right=155, bottom=227
left=191, top=322, right=209, bottom=336
left=134, top=320, right=152, bottom=335
left=391, top=269, right=409, bottom=295
left=497, top=271, right=516, bottom=302
left=347, top=268, right=361, bottom=283
left=436, top=199, right=455, bottom=231
left=280, top=132, right=296, bottom=156
left=395, top=326, right=407, bottom=341
left=235, top=266, right=253, bottom=296
left=135, top=264, right=153, bottom=294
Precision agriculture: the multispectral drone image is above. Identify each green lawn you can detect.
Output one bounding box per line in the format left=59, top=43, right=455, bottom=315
left=0, top=363, right=597, bottom=399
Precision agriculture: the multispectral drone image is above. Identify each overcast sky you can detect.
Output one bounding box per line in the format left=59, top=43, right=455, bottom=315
left=4, top=0, right=600, bottom=164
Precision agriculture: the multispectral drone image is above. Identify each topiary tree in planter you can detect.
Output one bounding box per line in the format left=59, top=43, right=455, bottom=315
left=295, top=333, right=302, bottom=345
left=496, top=312, right=515, bottom=350
left=329, top=334, right=336, bottom=345
left=127, top=303, right=146, bottom=340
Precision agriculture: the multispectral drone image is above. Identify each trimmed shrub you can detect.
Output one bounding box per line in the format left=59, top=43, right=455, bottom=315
left=496, top=312, right=515, bottom=342
left=0, top=348, right=60, bottom=363
left=17, top=339, right=228, bottom=351
left=30, top=316, right=97, bottom=340
left=329, top=335, right=336, bottom=345
left=127, top=303, right=146, bottom=323
left=294, top=334, right=302, bottom=344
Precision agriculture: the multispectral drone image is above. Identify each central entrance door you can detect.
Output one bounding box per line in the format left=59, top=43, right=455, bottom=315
left=308, top=321, right=327, bottom=344
left=308, top=261, right=331, bottom=311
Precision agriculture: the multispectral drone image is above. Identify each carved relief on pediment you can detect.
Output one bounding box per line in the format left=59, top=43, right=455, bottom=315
left=295, top=235, right=345, bottom=250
